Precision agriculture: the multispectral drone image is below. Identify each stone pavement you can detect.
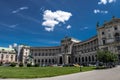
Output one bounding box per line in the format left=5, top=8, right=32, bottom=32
left=1, top=66, right=120, bottom=80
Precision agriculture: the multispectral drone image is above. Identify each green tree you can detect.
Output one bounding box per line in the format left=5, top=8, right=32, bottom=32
left=97, top=50, right=118, bottom=66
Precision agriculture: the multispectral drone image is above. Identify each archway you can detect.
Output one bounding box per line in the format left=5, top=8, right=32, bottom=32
left=68, top=56, right=71, bottom=64
left=59, top=57, right=63, bottom=64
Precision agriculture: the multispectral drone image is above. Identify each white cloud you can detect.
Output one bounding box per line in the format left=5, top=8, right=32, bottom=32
left=80, top=27, right=89, bottom=30
left=0, top=22, right=18, bottom=28
left=9, top=24, right=18, bottom=28
left=94, top=9, right=108, bottom=14
left=12, top=6, right=29, bottom=13
left=84, top=27, right=88, bottom=29
left=20, top=7, right=29, bottom=10
left=66, top=25, right=71, bottom=29
left=98, top=0, right=116, bottom=5
left=42, top=10, right=72, bottom=32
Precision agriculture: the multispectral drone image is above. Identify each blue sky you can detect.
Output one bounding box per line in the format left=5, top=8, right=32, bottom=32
left=0, top=0, right=120, bottom=47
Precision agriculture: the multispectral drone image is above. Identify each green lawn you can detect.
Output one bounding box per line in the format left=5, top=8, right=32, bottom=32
left=0, top=66, right=95, bottom=78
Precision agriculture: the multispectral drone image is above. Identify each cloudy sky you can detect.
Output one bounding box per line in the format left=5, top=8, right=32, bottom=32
left=0, top=0, right=120, bottom=47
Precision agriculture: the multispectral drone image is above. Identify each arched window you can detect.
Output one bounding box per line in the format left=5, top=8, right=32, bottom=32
left=89, top=56, right=91, bottom=62
left=34, top=59, right=36, bottom=63
left=45, top=59, right=47, bottom=63
left=92, top=56, right=94, bottom=62
left=114, top=26, right=118, bottom=30
left=79, top=57, right=81, bottom=62
left=52, top=59, right=54, bottom=63
left=38, top=59, right=40, bottom=63
left=82, top=57, right=84, bottom=62
left=42, top=59, right=44, bottom=63
left=49, top=59, right=51, bottom=63
left=85, top=57, right=87, bottom=62
left=75, top=57, right=77, bottom=63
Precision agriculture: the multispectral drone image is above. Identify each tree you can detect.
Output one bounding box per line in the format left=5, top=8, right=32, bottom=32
left=97, top=50, right=118, bottom=67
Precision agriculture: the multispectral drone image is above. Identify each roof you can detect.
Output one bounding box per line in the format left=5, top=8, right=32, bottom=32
left=61, top=36, right=81, bottom=43
left=0, top=47, right=16, bottom=53
left=97, top=17, right=120, bottom=29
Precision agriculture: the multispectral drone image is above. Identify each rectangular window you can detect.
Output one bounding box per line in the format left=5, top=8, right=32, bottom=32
left=103, top=40, right=106, bottom=45
left=6, top=55, right=9, bottom=58
left=117, top=46, right=120, bottom=50
left=11, top=55, right=13, bottom=61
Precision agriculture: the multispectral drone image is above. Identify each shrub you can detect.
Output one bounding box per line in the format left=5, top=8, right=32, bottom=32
left=27, top=63, right=32, bottom=67
left=10, top=62, right=16, bottom=67
left=34, top=64, right=39, bottom=67
left=19, top=63, right=23, bottom=67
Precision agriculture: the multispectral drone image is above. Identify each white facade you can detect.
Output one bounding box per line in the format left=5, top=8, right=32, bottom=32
left=29, top=17, right=120, bottom=66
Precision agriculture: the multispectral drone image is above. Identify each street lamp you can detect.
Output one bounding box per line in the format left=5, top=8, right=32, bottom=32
left=80, top=65, right=82, bottom=72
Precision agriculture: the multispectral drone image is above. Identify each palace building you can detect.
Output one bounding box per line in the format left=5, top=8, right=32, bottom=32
left=1, top=17, right=120, bottom=66
left=28, top=17, right=120, bottom=66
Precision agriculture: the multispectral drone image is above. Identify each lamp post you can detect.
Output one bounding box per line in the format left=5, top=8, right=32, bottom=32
left=80, top=65, right=82, bottom=72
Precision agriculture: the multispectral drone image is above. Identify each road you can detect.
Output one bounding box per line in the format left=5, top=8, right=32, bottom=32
left=1, top=66, right=120, bottom=80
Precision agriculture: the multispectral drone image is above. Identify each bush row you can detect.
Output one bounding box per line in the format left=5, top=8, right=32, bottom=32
left=0, top=62, right=39, bottom=67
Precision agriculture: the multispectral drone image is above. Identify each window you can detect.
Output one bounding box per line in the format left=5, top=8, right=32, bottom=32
left=49, top=59, right=51, bottom=63
left=82, top=57, right=84, bottom=62
left=85, top=57, right=87, bottom=62
left=42, top=53, right=44, bottom=56
left=75, top=57, right=77, bottom=63
left=52, top=59, right=54, bottom=63
left=38, top=59, right=40, bottom=63
left=114, top=26, right=118, bottom=30
left=11, top=55, right=13, bottom=60
left=114, top=33, right=120, bottom=41
left=117, top=46, right=120, bottom=50
left=79, top=57, right=81, bottom=62
left=1, top=54, right=4, bottom=59
left=42, top=59, right=44, bottom=63
left=102, top=32, right=104, bottom=35
left=39, top=53, right=41, bottom=56
left=6, top=55, right=9, bottom=58
left=35, top=53, right=37, bottom=56
left=34, top=59, right=36, bottom=63
left=103, top=39, right=106, bottom=45
left=89, top=56, right=91, bottom=61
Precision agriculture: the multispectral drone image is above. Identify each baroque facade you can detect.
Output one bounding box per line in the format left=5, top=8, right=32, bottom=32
left=27, top=17, right=120, bottom=66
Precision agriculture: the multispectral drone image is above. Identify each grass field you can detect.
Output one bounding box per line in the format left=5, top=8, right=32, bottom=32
left=0, top=66, right=95, bottom=78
